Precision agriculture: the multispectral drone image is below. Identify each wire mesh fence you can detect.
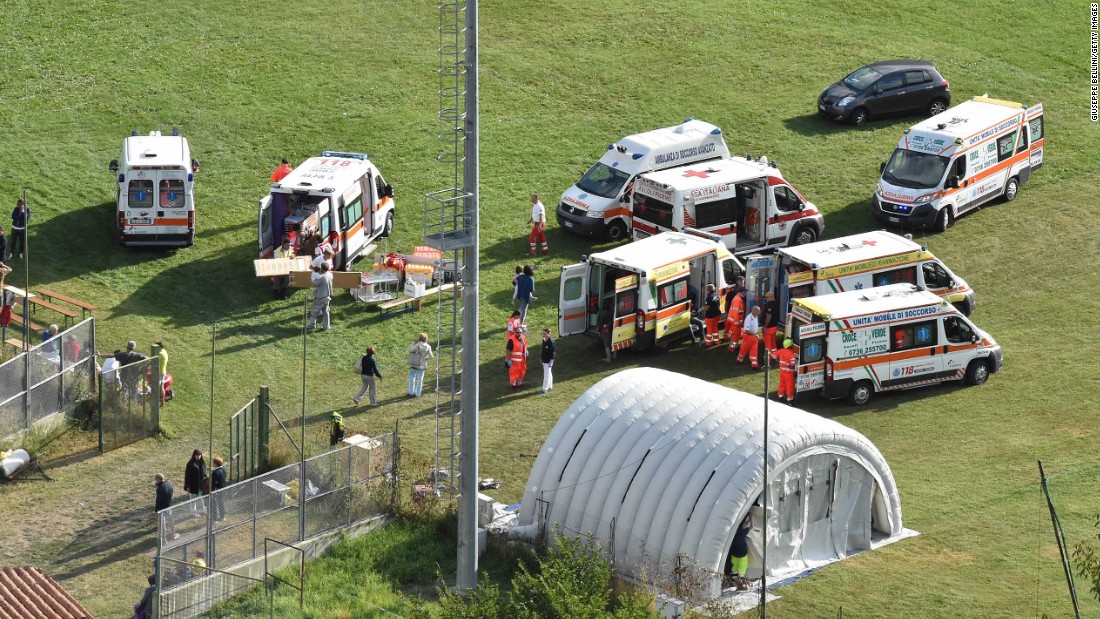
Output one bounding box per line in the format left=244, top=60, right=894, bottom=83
left=157, top=431, right=397, bottom=618
left=228, top=396, right=268, bottom=484
left=99, top=355, right=159, bottom=452
left=156, top=556, right=268, bottom=619
left=0, top=317, right=95, bottom=441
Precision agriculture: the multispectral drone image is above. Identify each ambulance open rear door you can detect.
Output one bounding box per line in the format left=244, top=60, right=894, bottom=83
left=559, top=262, right=589, bottom=337
left=258, top=195, right=274, bottom=258
left=789, top=307, right=827, bottom=394
left=610, top=273, right=639, bottom=351
left=742, top=253, right=777, bottom=311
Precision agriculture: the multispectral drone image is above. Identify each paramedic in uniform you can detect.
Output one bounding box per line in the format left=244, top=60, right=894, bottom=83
left=703, top=284, right=722, bottom=347
left=737, top=305, right=762, bottom=369
left=506, top=330, right=528, bottom=389
left=772, top=338, right=797, bottom=403
left=761, top=291, right=780, bottom=352
left=526, top=193, right=549, bottom=256
left=271, top=159, right=293, bottom=182
left=725, top=279, right=745, bottom=351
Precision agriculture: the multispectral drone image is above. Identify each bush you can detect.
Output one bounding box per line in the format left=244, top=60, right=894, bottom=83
left=1074, top=514, right=1100, bottom=602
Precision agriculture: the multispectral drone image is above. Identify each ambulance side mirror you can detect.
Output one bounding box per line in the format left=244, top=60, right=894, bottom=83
left=109, top=160, right=119, bottom=173
left=383, top=184, right=394, bottom=198
left=945, top=177, right=959, bottom=189
left=971, top=334, right=979, bottom=344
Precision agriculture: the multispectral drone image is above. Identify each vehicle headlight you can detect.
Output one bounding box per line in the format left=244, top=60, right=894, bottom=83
left=585, top=210, right=604, bottom=218
left=838, top=96, right=855, bottom=107
left=913, top=193, right=934, bottom=204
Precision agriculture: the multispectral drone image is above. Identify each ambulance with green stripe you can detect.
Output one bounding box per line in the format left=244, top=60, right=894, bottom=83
left=771, top=230, right=975, bottom=318
left=786, top=283, right=1001, bottom=406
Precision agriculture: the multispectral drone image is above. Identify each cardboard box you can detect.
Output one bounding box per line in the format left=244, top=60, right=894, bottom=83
left=404, top=279, right=427, bottom=298
left=289, top=270, right=365, bottom=289
left=254, top=256, right=311, bottom=277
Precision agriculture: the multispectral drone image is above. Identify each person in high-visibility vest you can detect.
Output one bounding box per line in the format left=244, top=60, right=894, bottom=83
left=725, top=282, right=745, bottom=351
left=772, top=338, right=797, bottom=403
left=271, top=158, right=293, bottom=182
left=737, top=306, right=762, bottom=370
left=506, top=331, right=528, bottom=389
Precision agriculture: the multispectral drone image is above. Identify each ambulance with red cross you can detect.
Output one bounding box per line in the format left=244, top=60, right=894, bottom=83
left=786, top=283, right=1002, bottom=406
left=109, top=130, right=199, bottom=247
left=257, top=151, right=395, bottom=270
left=630, top=155, right=824, bottom=256
left=873, top=95, right=1045, bottom=232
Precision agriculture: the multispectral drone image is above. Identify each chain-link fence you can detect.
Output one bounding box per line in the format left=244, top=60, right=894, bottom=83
left=156, top=431, right=398, bottom=618
left=155, top=557, right=268, bottom=619
left=99, top=354, right=159, bottom=452
left=0, top=317, right=95, bottom=441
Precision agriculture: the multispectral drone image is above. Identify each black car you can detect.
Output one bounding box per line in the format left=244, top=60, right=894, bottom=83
left=818, top=60, right=950, bottom=127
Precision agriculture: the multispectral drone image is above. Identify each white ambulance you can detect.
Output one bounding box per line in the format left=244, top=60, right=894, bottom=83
left=786, top=284, right=1002, bottom=406
left=558, top=230, right=744, bottom=352
left=258, top=151, right=395, bottom=270
left=109, top=130, right=199, bottom=247
left=873, top=95, right=1045, bottom=232
left=631, top=156, right=825, bottom=255
left=557, top=119, right=730, bottom=242
left=774, top=230, right=976, bottom=316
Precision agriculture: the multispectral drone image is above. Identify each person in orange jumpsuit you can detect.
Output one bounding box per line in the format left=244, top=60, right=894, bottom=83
left=737, top=305, right=762, bottom=370
left=506, top=310, right=523, bottom=337
left=725, top=281, right=745, bottom=351
left=506, top=331, right=528, bottom=389
left=271, top=159, right=293, bottom=182
left=772, top=338, right=797, bottom=403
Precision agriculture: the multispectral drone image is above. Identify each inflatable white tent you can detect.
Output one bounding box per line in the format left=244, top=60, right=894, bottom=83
left=515, top=368, right=905, bottom=598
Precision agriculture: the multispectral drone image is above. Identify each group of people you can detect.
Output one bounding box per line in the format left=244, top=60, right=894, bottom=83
left=694, top=280, right=798, bottom=404
left=153, top=449, right=228, bottom=531
left=504, top=310, right=556, bottom=394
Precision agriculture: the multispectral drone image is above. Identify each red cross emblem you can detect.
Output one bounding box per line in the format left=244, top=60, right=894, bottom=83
left=862, top=239, right=878, bottom=246
left=683, top=169, right=710, bottom=178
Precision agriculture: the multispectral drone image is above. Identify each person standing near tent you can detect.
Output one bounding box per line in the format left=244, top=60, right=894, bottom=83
left=761, top=291, right=780, bottom=353
left=737, top=306, right=762, bottom=370
left=506, top=329, right=528, bottom=389
left=703, top=284, right=722, bottom=347
left=772, top=339, right=797, bottom=403
left=725, top=279, right=745, bottom=351
left=271, top=158, right=293, bottom=182
left=728, top=515, right=753, bottom=590
left=526, top=193, right=549, bottom=256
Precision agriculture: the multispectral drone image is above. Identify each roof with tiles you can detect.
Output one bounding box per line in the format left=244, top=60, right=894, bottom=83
left=0, top=566, right=93, bottom=619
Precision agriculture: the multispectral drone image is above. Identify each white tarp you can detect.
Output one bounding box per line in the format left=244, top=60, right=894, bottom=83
left=516, top=368, right=904, bottom=599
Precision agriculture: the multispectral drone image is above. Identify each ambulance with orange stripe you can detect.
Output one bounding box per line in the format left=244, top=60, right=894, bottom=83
left=631, top=155, right=824, bottom=255
left=787, top=283, right=1001, bottom=406
left=873, top=95, right=1045, bottom=232
left=258, top=151, right=395, bottom=270
left=109, top=130, right=200, bottom=247
left=558, top=230, right=744, bottom=352
left=775, top=230, right=976, bottom=317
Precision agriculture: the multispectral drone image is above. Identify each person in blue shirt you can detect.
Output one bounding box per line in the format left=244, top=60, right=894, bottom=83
left=9, top=199, right=28, bottom=260
left=516, top=265, right=537, bottom=323
left=40, top=324, right=59, bottom=353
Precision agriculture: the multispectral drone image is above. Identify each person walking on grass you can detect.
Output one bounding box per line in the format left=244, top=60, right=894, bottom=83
left=538, top=327, right=555, bottom=394
left=516, top=265, right=537, bottom=323
left=506, top=329, right=528, bottom=390
left=271, top=158, right=293, bottom=182
left=154, top=473, right=176, bottom=539
left=354, top=345, right=382, bottom=407
left=134, top=574, right=156, bottom=619
left=526, top=193, right=549, bottom=256
left=407, top=333, right=433, bottom=397
left=210, top=457, right=227, bottom=522
left=511, top=265, right=522, bottom=309
left=306, top=262, right=333, bottom=332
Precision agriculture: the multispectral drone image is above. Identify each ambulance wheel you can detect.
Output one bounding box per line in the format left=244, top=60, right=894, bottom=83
left=790, top=225, right=817, bottom=246
left=605, top=220, right=628, bottom=243
left=1003, top=177, right=1019, bottom=202
left=851, top=108, right=869, bottom=127
left=935, top=207, right=953, bottom=233
left=965, top=360, right=990, bottom=386
left=927, top=98, right=948, bottom=117
left=847, top=381, right=873, bottom=406
left=382, top=212, right=394, bottom=237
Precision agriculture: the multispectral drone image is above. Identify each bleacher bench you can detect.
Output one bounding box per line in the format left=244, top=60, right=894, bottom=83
left=34, top=288, right=97, bottom=318
left=29, top=297, right=78, bottom=325
left=8, top=313, right=43, bottom=333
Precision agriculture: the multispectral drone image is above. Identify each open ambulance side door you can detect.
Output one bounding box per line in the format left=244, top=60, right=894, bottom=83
left=559, top=262, right=589, bottom=337
left=790, top=309, right=827, bottom=393
left=742, top=253, right=777, bottom=311
left=258, top=195, right=274, bottom=258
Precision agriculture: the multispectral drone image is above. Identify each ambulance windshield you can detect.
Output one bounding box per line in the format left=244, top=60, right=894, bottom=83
left=882, top=148, right=949, bottom=190
left=577, top=163, right=631, bottom=199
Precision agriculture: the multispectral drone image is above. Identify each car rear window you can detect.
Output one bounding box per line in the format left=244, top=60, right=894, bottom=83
left=904, top=70, right=929, bottom=85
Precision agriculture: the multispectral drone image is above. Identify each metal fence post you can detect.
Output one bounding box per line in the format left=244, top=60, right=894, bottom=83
left=97, top=371, right=104, bottom=453
left=346, top=443, right=353, bottom=527
left=252, top=478, right=258, bottom=558
left=258, top=386, right=269, bottom=471
left=152, top=345, right=163, bottom=433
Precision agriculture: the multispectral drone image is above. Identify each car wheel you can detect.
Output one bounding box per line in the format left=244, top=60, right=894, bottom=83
left=382, top=211, right=394, bottom=237
left=965, top=359, right=990, bottom=386
left=851, top=108, right=869, bottom=127
left=927, top=98, right=948, bottom=117
left=847, top=380, right=873, bottom=406
left=1003, top=177, right=1019, bottom=203
left=790, top=225, right=818, bottom=246
left=605, top=220, right=628, bottom=243
left=935, top=207, right=953, bottom=233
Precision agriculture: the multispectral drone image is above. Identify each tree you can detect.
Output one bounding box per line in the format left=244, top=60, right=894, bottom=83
left=1073, top=514, right=1100, bottom=602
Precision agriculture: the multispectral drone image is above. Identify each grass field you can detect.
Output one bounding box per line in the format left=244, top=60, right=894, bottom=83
left=0, top=0, right=1098, bottom=616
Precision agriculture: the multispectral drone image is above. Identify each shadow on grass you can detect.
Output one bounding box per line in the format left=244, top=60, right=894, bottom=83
left=49, top=506, right=156, bottom=580
left=781, top=113, right=853, bottom=137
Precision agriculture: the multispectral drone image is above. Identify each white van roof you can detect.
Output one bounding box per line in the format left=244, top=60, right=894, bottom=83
left=902, top=96, right=1027, bottom=155
left=640, top=156, right=782, bottom=192
left=796, top=284, right=944, bottom=320
left=601, top=119, right=728, bottom=175
left=618, top=119, right=723, bottom=153
left=273, top=152, right=376, bottom=195
left=589, top=231, right=731, bottom=273
left=122, top=132, right=190, bottom=169
left=781, top=230, right=922, bottom=269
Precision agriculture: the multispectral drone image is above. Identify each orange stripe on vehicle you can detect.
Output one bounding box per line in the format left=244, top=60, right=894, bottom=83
left=563, top=311, right=585, bottom=321
left=657, top=304, right=688, bottom=320
left=831, top=347, right=943, bottom=370
left=154, top=218, right=190, bottom=226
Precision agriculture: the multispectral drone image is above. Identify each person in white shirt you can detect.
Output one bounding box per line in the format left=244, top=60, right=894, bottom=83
left=526, top=193, right=549, bottom=256
left=737, top=305, right=762, bottom=370
left=101, top=354, right=120, bottom=390
left=311, top=247, right=335, bottom=271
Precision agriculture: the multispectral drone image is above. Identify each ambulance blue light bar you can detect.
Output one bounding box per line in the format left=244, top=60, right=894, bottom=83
left=172, top=129, right=180, bottom=136
left=710, top=128, right=722, bottom=135
left=321, top=151, right=368, bottom=160
left=131, top=130, right=138, bottom=136
left=632, top=153, right=643, bottom=160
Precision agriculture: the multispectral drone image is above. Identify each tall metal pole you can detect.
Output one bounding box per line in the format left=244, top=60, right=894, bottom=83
left=209, top=324, right=216, bottom=464
left=1038, top=460, right=1082, bottom=619
left=299, top=301, right=308, bottom=542
left=760, top=352, right=770, bottom=617
left=455, top=0, right=480, bottom=592
left=21, top=189, right=30, bottom=430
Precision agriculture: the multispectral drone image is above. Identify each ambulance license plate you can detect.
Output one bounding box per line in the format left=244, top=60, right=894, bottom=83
left=130, top=218, right=152, bottom=225
left=888, top=217, right=900, bottom=224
